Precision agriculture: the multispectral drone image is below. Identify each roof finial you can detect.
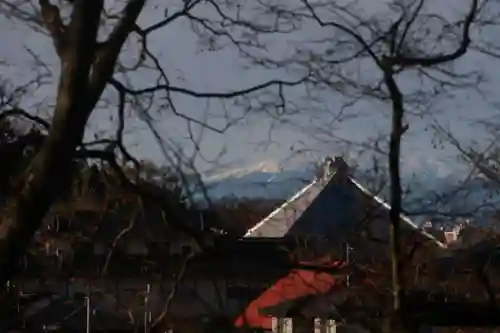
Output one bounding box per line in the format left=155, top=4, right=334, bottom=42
left=333, top=156, right=349, bottom=177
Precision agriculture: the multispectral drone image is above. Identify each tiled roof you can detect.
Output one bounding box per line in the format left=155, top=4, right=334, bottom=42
left=244, top=158, right=445, bottom=248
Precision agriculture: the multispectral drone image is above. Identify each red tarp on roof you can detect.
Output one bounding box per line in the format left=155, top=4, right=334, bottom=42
left=234, top=259, right=344, bottom=329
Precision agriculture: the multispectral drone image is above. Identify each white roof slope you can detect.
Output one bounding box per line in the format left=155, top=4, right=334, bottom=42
left=244, top=157, right=445, bottom=248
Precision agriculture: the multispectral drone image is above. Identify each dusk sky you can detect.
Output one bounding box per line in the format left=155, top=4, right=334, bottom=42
left=1, top=0, right=498, bottom=178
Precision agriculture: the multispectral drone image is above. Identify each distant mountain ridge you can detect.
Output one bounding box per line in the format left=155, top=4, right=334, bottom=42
left=203, top=160, right=282, bottom=183
left=202, top=166, right=315, bottom=200
left=198, top=159, right=500, bottom=223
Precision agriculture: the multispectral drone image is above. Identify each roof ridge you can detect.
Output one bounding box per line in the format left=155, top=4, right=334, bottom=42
left=244, top=178, right=322, bottom=237
left=244, top=171, right=339, bottom=237
left=348, top=177, right=446, bottom=248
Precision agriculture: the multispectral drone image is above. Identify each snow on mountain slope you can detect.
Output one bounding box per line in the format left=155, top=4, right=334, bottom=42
left=198, top=158, right=500, bottom=223
left=203, top=160, right=281, bottom=183
left=203, top=167, right=315, bottom=200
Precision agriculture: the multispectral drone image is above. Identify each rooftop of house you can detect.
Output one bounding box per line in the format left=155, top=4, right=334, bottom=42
left=244, top=156, right=445, bottom=248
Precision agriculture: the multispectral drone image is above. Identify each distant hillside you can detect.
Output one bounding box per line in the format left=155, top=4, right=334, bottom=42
left=197, top=162, right=500, bottom=225
left=201, top=168, right=315, bottom=200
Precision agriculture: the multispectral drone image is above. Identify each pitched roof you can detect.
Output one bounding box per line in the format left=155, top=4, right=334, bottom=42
left=244, top=157, right=445, bottom=248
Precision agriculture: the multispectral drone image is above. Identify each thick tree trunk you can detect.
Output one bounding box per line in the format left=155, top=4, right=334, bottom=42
left=0, top=0, right=103, bottom=289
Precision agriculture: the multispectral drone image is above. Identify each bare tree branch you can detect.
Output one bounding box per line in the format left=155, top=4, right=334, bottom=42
left=38, top=0, right=66, bottom=58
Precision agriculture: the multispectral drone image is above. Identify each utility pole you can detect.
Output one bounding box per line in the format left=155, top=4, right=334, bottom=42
left=144, top=283, right=151, bottom=333
left=85, top=293, right=91, bottom=333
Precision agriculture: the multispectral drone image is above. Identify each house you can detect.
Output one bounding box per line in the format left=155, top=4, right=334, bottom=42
left=245, top=156, right=442, bottom=245
left=422, top=217, right=476, bottom=246
left=234, top=156, right=445, bottom=330
left=10, top=157, right=444, bottom=332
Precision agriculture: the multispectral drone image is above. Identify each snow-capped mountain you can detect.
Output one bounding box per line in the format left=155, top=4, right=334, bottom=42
left=199, top=159, right=310, bottom=199
left=200, top=158, right=435, bottom=201
left=203, top=160, right=282, bottom=183
left=197, top=159, right=500, bottom=222
left=202, top=167, right=315, bottom=200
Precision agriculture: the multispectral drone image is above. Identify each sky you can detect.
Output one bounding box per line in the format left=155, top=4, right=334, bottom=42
left=1, top=0, right=499, bottom=179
